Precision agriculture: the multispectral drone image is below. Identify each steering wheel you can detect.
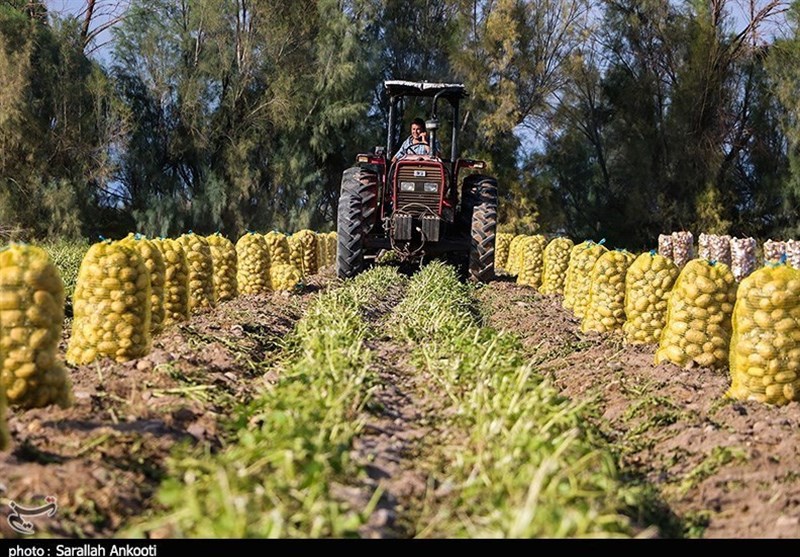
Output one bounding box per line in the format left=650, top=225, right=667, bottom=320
left=407, top=141, right=430, bottom=156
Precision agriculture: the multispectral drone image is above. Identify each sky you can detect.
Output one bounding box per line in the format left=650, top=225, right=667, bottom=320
left=45, top=0, right=130, bottom=59
left=43, top=0, right=791, bottom=161
left=46, top=0, right=790, bottom=59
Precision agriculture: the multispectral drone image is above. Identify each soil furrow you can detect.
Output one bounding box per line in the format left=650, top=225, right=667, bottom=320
left=0, top=275, right=331, bottom=538
left=350, top=340, right=445, bottom=538
left=327, top=278, right=447, bottom=538
left=478, top=279, right=800, bottom=538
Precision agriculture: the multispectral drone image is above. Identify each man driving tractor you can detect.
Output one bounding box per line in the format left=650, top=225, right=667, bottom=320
left=392, top=117, right=442, bottom=161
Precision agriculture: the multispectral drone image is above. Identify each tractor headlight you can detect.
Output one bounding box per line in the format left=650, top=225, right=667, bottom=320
left=400, top=181, right=415, bottom=192
left=423, top=182, right=438, bottom=193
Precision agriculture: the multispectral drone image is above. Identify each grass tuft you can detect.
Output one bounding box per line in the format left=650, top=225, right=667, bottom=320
left=390, top=262, right=655, bottom=538
left=126, top=267, right=405, bottom=538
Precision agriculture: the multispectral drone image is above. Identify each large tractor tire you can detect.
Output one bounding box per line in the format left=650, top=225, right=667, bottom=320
left=465, top=176, right=498, bottom=283
left=336, top=167, right=377, bottom=279
left=460, top=174, right=497, bottom=227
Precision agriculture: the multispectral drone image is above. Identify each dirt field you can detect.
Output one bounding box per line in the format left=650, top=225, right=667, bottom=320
left=479, top=279, right=800, bottom=539
left=0, top=276, right=329, bottom=538
left=1, top=271, right=799, bottom=538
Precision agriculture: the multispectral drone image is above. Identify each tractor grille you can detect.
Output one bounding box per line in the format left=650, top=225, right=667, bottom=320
left=396, top=165, right=442, bottom=216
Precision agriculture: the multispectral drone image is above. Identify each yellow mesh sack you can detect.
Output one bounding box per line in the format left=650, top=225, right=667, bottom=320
left=0, top=370, right=7, bottom=449
left=291, top=230, right=318, bottom=277
left=236, top=233, right=271, bottom=295
left=565, top=242, right=608, bottom=319
left=327, top=232, right=337, bottom=267
left=494, top=233, right=514, bottom=274
left=582, top=250, right=635, bottom=333
left=505, top=235, right=527, bottom=277
left=516, top=235, right=547, bottom=288
left=563, top=241, right=590, bottom=309
left=206, top=233, right=238, bottom=302
left=540, top=237, right=574, bottom=295
left=120, top=234, right=165, bottom=334
left=728, top=265, right=800, bottom=405
left=270, top=263, right=302, bottom=291
left=0, top=245, right=72, bottom=409
left=67, top=241, right=151, bottom=365
left=655, top=259, right=737, bottom=369
left=287, top=234, right=303, bottom=271
left=265, top=231, right=291, bottom=266
left=316, top=233, right=328, bottom=271
left=623, top=252, right=679, bottom=344
left=0, top=340, right=7, bottom=450
left=151, top=238, right=189, bottom=325
left=177, top=233, right=215, bottom=312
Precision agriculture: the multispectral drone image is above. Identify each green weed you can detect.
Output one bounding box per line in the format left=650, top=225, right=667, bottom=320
left=391, top=262, right=658, bottom=538
left=126, top=267, right=405, bottom=537
left=672, top=446, right=747, bottom=498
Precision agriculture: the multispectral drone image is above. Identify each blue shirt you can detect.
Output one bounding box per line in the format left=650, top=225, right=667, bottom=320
left=393, top=135, right=442, bottom=160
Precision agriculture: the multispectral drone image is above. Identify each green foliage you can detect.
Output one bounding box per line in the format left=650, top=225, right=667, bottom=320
left=526, top=0, right=795, bottom=245
left=0, top=3, right=119, bottom=240
left=112, top=0, right=374, bottom=238
left=766, top=1, right=800, bottom=237
left=391, top=262, right=658, bottom=537
left=37, top=238, right=89, bottom=300
left=695, top=183, right=732, bottom=235
left=0, top=1, right=797, bottom=244
left=128, top=267, right=404, bottom=537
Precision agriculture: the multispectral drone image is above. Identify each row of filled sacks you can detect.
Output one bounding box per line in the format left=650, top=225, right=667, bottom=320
left=65, top=230, right=337, bottom=367
left=0, top=230, right=337, bottom=450
left=495, top=233, right=574, bottom=294
left=500, top=237, right=678, bottom=339
left=655, top=260, right=800, bottom=406
left=544, top=242, right=729, bottom=369
left=659, top=231, right=800, bottom=281
left=505, top=235, right=800, bottom=406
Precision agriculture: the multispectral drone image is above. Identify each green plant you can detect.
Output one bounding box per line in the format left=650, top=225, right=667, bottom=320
left=391, top=262, right=657, bottom=538
left=127, top=267, right=405, bottom=538
left=37, top=238, right=89, bottom=300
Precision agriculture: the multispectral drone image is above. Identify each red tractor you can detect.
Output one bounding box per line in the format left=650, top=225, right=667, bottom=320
left=336, top=80, right=498, bottom=281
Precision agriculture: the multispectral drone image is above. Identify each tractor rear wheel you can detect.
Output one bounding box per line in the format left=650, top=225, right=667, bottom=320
left=466, top=177, right=498, bottom=283
left=460, top=174, right=497, bottom=226
left=337, top=167, right=377, bottom=279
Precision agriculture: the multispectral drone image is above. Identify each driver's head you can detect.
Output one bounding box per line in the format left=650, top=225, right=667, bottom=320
left=411, top=117, right=426, bottom=139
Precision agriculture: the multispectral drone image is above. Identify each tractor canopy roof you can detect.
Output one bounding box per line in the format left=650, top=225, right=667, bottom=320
left=384, top=80, right=468, bottom=101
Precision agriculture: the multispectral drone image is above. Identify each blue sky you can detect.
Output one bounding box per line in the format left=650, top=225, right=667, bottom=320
left=45, top=0, right=129, bottom=59
left=43, top=0, right=790, bottom=161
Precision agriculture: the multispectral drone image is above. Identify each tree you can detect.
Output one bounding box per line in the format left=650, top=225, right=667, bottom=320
left=112, top=0, right=373, bottom=237
left=531, top=0, right=790, bottom=245
left=0, top=1, right=119, bottom=239
left=766, top=1, right=800, bottom=237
